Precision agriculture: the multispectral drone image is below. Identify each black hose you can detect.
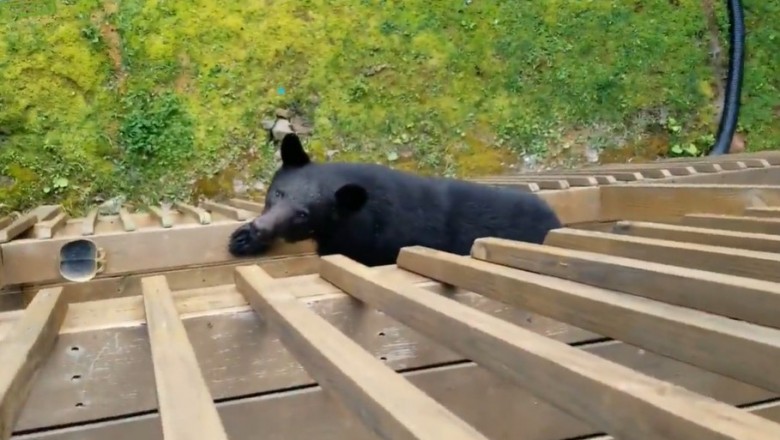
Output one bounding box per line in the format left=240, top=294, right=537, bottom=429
left=708, top=0, right=746, bottom=156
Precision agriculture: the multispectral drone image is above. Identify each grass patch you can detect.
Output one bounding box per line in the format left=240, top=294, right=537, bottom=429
left=0, top=0, right=778, bottom=214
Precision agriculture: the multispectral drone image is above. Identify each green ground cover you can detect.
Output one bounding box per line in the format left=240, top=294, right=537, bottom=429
left=0, top=0, right=778, bottom=215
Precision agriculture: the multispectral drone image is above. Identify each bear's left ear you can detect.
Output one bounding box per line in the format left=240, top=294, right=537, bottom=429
left=280, top=133, right=311, bottom=168
left=334, top=183, right=368, bottom=213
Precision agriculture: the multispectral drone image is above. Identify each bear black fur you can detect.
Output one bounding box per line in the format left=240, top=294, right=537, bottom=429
left=228, top=133, right=562, bottom=267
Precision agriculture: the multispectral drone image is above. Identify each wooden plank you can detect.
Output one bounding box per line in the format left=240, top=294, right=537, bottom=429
left=118, top=207, right=136, bottom=232
left=656, top=167, right=780, bottom=185
left=660, top=150, right=780, bottom=165
left=477, top=175, right=601, bottom=187
left=541, top=170, right=644, bottom=181
left=228, top=198, right=264, bottom=213
left=636, top=168, right=673, bottom=179
left=147, top=206, right=173, bottom=229
left=235, top=266, right=489, bottom=440
left=10, top=269, right=604, bottom=431
left=0, top=217, right=13, bottom=230
left=21, top=254, right=319, bottom=306
left=534, top=187, right=602, bottom=224
left=468, top=237, right=780, bottom=329
left=545, top=227, right=780, bottom=282
left=0, top=287, right=67, bottom=439
left=612, top=220, right=780, bottom=253
left=682, top=213, right=780, bottom=235
left=475, top=181, right=540, bottom=192
left=319, top=255, right=780, bottom=440
left=32, top=212, right=69, bottom=239
left=173, top=202, right=211, bottom=225
left=484, top=179, right=570, bottom=190
left=398, top=245, right=780, bottom=393
left=141, top=276, right=228, bottom=440
left=0, top=222, right=316, bottom=286
left=0, top=205, right=61, bottom=243
left=201, top=200, right=252, bottom=221
left=15, top=361, right=780, bottom=440
left=745, top=207, right=780, bottom=218
left=599, top=184, right=780, bottom=222
left=80, top=209, right=99, bottom=236
left=689, top=163, right=723, bottom=173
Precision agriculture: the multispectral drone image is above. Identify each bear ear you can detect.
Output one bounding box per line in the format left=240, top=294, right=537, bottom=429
left=334, top=183, right=368, bottom=213
left=280, top=133, right=310, bottom=168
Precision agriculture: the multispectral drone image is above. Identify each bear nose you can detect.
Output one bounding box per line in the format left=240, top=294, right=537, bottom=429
left=250, top=221, right=273, bottom=241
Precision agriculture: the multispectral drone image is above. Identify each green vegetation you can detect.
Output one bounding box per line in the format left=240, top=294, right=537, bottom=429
left=0, top=0, right=778, bottom=214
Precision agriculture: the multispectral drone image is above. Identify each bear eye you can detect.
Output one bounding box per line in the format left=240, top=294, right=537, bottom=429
left=274, top=190, right=283, bottom=198
left=296, top=211, right=308, bottom=219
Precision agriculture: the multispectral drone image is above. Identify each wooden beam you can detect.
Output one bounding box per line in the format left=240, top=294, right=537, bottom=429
left=484, top=179, right=570, bottom=190
left=141, top=276, right=228, bottom=440
left=118, top=207, right=136, bottom=232
left=0, top=205, right=61, bottom=243
left=599, top=184, right=780, bottom=222
left=234, top=265, right=489, bottom=440
left=319, top=255, right=780, bottom=440
left=81, top=208, right=99, bottom=236
left=682, top=213, right=780, bottom=235
left=32, top=212, right=68, bottom=239
left=147, top=206, right=173, bottom=229
left=745, top=207, right=780, bottom=218
left=612, top=220, right=780, bottom=253
left=227, top=199, right=264, bottom=213
left=545, top=228, right=780, bottom=283
left=475, top=181, right=540, bottom=192
left=468, top=237, right=780, bottom=329
left=397, top=245, right=780, bottom=394
left=0, top=287, right=67, bottom=439
left=173, top=202, right=211, bottom=225
left=0, top=222, right=316, bottom=286
left=201, top=201, right=252, bottom=221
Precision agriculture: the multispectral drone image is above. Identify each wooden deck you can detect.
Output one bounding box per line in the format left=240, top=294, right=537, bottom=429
left=2, top=151, right=780, bottom=439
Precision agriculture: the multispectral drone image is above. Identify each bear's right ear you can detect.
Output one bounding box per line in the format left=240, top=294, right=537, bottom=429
left=280, top=133, right=311, bottom=168
left=334, top=183, right=368, bottom=214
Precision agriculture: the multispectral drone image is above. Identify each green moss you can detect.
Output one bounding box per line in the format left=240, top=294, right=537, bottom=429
left=1, top=0, right=778, bottom=214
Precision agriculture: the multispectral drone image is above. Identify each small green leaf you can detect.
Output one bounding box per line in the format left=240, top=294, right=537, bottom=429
left=683, top=144, right=699, bottom=155
left=671, top=144, right=683, bottom=154
left=386, top=151, right=399, bottom=162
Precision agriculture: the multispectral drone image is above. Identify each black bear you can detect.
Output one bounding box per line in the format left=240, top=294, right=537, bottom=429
left=228, top=133, right=562, bottom=266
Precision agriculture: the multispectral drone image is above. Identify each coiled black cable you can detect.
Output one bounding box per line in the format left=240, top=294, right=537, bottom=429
left=708, top=0, right=746, bottom=156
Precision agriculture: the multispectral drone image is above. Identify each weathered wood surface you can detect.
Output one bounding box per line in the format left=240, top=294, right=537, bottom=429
left=141, top=276, right=228, bottom=440
left=320, top=255, right=780, bottom=440
left=0, top=288, right=67, bottom=440
left=236, top=266, right=489, bottom=440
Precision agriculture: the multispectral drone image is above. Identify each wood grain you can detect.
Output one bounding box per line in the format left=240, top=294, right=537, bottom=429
left=545, top=227, right=780, bottom=282
left=141, top=276, right=228, bottom=440
left=611, top=220, right=780, bottom=253
left=0, top=221, right=316, bottom=286
left=320, top=254, right=780, bottom=440
left=201, top=201, right=252, bottom=221
left=599, top=184, right=780, bottom=222
left=398, top=244, right=780, bottom=393
left=744, top=207, right=780, bottom=218
left=147, top=207, right=173, bottom=229
left=0, top=287, right=67, bottom=439
left=0, top=205, right=61, bottom=243
left=173, top=202, right=211, bottom=225
left=469, top=237, right=780, bottom=329
left=14, top=362, right=780, bottom=440
left=682, top=213, right=780, bottom=235
left=235, top=265, right=489, bottom=440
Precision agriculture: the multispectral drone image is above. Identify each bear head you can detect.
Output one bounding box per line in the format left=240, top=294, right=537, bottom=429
left=228, top=133, right=368, bottom=257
